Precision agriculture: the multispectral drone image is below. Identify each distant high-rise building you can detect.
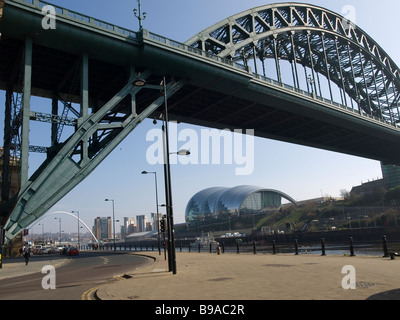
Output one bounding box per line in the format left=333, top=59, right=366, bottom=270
left=121, top=217, right=136, bottom=239
left=381, top=163, right=400, bottom=189
left=92, top=217, right=112, bottom=240
left=151, top=212, right=163, bottom=231
left=136, top=215, right=148, bottom=233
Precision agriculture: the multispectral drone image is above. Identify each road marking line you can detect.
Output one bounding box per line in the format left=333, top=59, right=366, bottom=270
left=81, top=287, right=99, bottom=300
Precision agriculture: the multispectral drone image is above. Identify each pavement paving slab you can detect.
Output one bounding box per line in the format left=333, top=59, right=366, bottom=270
left=96, top=251, right=400, bottom=300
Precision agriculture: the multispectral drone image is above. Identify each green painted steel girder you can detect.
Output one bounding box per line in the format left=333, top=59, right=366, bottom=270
left=5, top=72, right=186, bottom=240
left=186, top=3, right=400, bottom=125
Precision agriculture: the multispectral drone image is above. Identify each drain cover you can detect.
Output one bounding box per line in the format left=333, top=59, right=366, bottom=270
left=209, top=277, right=233, bottom=282
left=263, top=264, right=296, bottom=268
left=356, top=282, right=380, bottom=288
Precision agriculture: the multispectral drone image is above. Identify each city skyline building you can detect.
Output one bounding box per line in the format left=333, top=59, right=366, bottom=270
left=92, top=216, right=111, bottom=241
left=121, top=217, right=136, bottom=239
left=151, top=212, right=163, bottom=232
left=136, top=215, right=148, bottom=233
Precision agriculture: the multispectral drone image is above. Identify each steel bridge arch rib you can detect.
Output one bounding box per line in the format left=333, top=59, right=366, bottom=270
left=186, top=3, right=400, bottom=125
left=31, top=211, right=99, bottom=244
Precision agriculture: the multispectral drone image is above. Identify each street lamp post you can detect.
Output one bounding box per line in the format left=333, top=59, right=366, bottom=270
left=38, top=223, right=44, bottom=242
left=141, top=171, right=161, bottom=255
left=161, top=76, right=178, bottom=274
left=72, top=211, right=80, bottom=250
left=133, top=76, right=190, bottom=275
left=54, top=218, right=61, bottom=245
left=105, top=199, right=116, bottom=252
left=133, top=0, right=146, bottom=30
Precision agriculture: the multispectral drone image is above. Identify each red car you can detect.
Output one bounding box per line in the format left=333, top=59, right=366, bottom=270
left=66, top=247, right=79, bottom=256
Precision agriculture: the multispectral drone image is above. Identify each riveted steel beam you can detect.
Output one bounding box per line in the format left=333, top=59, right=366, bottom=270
left=4, top=70, right=186, bottom=240
left=186, top=3, right=400, bottom=125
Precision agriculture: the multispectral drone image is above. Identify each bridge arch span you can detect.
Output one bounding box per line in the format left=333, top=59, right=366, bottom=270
left=36, top=211, right=99, bottom=244
left=186, top=3, right=400, bottom=125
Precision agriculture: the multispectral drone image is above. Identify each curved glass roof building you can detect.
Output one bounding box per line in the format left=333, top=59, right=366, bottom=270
left=185, top=185, right=297, bottom=226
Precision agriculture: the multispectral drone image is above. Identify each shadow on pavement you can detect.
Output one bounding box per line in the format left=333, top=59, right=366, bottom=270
left=367, top=288, right=400, bottom=300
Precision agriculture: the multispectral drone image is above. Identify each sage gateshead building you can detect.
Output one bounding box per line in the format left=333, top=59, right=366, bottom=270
left=185, top=185, right=297, bottom=227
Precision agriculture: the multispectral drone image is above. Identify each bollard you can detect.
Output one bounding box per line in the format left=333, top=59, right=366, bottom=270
left=236, top=242, right=240, bottom=254
left=272, top=240, right=276, bottom=254
left=222, top=242, right=225, bottom=254
left=198, top=243, right=201, bottom=253
left=294, top=239, right=299, bottom=255
left=321, top=238, right=326, bottom=256
left=349, top=237, right=355, bottom=256
left=188, top=243, right=191, bottom=252
left=210, top=243, right=212, bottom=253
left=253, top=241, right=256, bottom=254
left=382, top=235, right=389, bottom=257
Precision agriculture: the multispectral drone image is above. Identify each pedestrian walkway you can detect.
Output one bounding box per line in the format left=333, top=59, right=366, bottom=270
left=0, top=255, right=68, bottom=280
left=96, top=251, right=400, bottom=300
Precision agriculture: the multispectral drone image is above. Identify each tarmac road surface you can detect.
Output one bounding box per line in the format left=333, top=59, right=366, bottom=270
left=0, top=251, right=153, bottom=300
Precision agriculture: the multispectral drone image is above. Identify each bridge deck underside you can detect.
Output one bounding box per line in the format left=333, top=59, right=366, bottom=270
left=0, top=36, right=400, bottom=166
left=168, top=84, right=398, bottom=164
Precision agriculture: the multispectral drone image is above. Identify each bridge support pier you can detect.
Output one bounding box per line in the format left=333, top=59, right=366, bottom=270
left=20, top=37, right=32, bottom=188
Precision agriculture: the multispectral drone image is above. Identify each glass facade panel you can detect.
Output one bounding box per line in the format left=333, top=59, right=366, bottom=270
left=185, top=186, right=297, bottom=226
left=185, top=187, right=228, bottom=224
left=217, top=186, right=261, bottom=214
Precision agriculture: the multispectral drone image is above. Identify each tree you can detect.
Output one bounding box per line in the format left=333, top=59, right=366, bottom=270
left=340, top=189, right=350, bottom=200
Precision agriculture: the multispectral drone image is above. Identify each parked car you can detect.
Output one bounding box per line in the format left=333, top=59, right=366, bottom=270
left=49, top=247, right=59, bottom=254
left=40, top=247, right=52, bottom=255
left=33, top=245, right=42, bottom=254
left=66, top=247, right=79, bottom=256
left=57, top=246, right=65, bottom=253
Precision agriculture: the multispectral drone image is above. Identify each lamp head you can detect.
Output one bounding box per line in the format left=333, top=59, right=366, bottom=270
left=177, top=149, right=190, bottom=156
left=133, top=79, right=147, bottom=87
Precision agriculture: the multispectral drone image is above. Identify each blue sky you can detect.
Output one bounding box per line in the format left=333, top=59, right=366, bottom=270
left=2, top=0, right=399, bottom=234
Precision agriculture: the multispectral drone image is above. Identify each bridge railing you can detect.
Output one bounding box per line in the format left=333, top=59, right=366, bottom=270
left=10, top=0, right=138, bottom=40
left=145, top=30, right=249, bottom=72
left=254, top=72, right=397, bottom=128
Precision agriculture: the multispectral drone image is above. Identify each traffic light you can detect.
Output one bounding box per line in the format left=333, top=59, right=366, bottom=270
left=160, top=218, right=166, bottom=232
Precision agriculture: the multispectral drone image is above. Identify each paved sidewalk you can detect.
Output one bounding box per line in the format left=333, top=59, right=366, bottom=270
left=0, top=255, right=69, bottom=280
left=97, top=251, right=400, bottom=300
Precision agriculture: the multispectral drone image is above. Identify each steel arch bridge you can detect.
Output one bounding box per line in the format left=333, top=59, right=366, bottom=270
left=186, top=3, right=400, bottom=123
left=30, top=211, right=99, bottom=244
left=1, top=0, right=400, bottom=241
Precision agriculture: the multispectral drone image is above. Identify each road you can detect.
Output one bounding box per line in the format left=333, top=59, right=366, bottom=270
left=0, top=251, right=152, bottom=300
